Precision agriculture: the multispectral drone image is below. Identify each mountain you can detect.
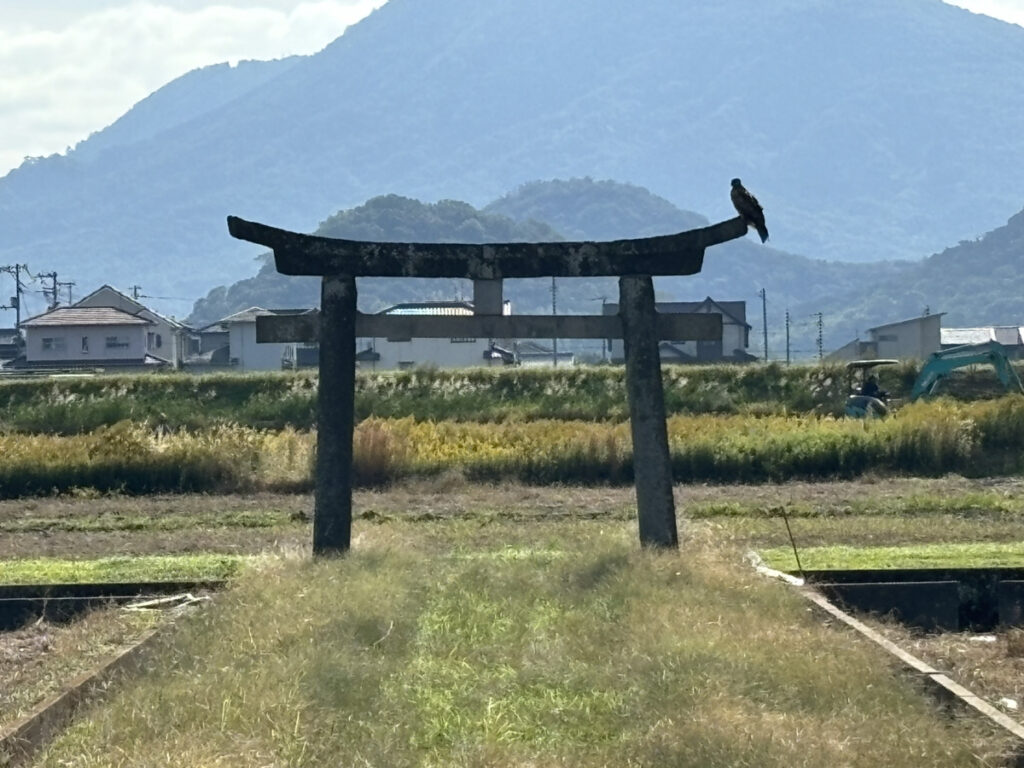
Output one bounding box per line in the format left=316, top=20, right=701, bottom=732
left=4, top=0, right=1024, bottom=318
left=188, top=179, right=901, bottom=352
left=188, top=193, right=563, bottom=327
left=813, top=206, right=1024, bottom=337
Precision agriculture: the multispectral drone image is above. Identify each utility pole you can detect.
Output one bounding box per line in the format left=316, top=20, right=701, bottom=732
left=759, top=288, right=768, bottom=361
left=590, top=295, right=609, bottom=361
left=41, top=272, right=59, bottom=310
left=130, top=284, right=143, bottom=300
left=785, top=309, right=791, bottom=365
left=58, top=281, right=75, bottom=305
left=1, top=264, right=24, bottom=328
left=551, top=277, right=558, bottom=368
left=815, top=312, right=824, bottom=361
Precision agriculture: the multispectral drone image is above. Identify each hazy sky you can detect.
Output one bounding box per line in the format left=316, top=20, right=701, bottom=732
left=0, top=0, right=1022, bottom=179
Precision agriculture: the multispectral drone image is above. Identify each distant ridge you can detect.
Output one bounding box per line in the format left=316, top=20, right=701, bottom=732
left=3, top=0, right=1024, bottom=315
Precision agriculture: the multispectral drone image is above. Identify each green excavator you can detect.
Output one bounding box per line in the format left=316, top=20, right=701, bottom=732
left=844, top=341, right=1024, bottom=418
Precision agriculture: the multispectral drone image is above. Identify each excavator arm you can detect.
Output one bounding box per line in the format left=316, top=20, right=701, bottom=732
left=910, top=342, right=1024, bottom=401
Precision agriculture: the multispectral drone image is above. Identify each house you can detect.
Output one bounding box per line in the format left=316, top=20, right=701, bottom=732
left=829, top=313, right=944, bottom=362
left=73, top=285, right=187, bottom=367
left=356, top=300, right=514, bottom=371
left=0, top=328, right=22, bottom=363
left=15, top=306, right=168, bottom=371
left=941, top=326, right=1024, bottom=358
left=603, top=297, right=753, bottom=364
left=208, top=307, right=317, bottom=372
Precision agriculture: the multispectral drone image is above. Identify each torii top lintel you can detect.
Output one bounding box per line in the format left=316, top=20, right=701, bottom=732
left=227, top=215, right=749, bottom=279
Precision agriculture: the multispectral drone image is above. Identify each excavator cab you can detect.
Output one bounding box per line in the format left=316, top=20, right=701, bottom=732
left=844, top=359, right=898, bottom=418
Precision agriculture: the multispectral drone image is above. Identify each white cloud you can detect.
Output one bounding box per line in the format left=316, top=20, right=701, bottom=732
left=0, top=1, right=385, bottom=177
left=943, top=0, right=1024, bottom=26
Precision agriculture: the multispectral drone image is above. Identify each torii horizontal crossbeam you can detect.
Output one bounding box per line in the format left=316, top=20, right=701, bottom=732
left=256, top=311, right=722, bottom=343
left=227, top=215, right=749, bottom=279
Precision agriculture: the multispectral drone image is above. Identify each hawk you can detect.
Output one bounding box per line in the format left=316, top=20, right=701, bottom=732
left=730, top=178, right=769, bottom=243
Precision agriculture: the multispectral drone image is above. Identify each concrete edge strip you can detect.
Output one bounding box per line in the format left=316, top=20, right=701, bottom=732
left=0, top=626, right=163, bottom=766
left=749, top=552, right=1024, bottom=747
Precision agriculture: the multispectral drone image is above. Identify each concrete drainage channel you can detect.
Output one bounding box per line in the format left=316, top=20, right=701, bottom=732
left=750, top=554, right=1024, bottom=766
left=0, top=581, right=227, bottom=630
left=0, top=581, right=224, bottom=767
left=799, top=567, right=1024, bottom=633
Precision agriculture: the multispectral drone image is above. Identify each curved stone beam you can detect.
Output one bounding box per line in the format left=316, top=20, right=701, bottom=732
left=227, top=215, right=748, bottom=279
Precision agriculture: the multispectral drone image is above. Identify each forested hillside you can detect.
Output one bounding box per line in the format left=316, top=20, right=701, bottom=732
left=189, top=195, right=562, bottom=326
left=4, top=0, right=1024, bottom=312
left=195, top=178, right=1023, bottom=354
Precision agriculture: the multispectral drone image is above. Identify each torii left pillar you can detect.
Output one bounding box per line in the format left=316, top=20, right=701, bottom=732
left=314, top=274, right=357, bottom=553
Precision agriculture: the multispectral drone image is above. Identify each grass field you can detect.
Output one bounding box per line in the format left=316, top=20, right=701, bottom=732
left=3, top=475, right=1022, bottom=766
left=32, top=518, right=1019, bottom=767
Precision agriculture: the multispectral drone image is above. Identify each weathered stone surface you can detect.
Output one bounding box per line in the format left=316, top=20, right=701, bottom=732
left=619, top=275, right=678, bottom=548
left=228, top=215, right=748, bottom=278
left=313, top=275, right=356, bottom=555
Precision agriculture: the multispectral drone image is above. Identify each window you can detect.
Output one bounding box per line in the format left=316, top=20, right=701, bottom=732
left=398, top=361, right=415, bottom=370
left=155, top=333, right=162, bottom=348
left=81, top=336, right=89, bottom=353
left=877, top=334, right=898, bottom=342
left=450, top=337, right=477, bottom=343
left=41, top=337, right=66, bottom=352
left=105, top=336, right=130, bottom=349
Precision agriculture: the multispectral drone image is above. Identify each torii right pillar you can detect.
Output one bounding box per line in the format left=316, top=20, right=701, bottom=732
left=619, top=274, right=678, bottom=547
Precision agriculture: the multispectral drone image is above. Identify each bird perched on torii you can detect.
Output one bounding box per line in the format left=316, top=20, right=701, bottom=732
left=730, top=178, right=769, bottom=243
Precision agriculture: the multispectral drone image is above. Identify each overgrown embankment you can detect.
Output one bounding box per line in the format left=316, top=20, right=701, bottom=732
left=5, top=360, right=1017, bottom=433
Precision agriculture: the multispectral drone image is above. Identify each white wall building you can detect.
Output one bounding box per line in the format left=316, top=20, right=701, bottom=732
left=74, top=285, right=188, bottom=367
left=19, top=306, right=159, bottom=369
left=218, top=307, right=315, bottom=372
left=357, top=301, right=512, bottom=371
left=829, top=313, right=944, bottom=362
left=941, top=326, right=1024, bottom=358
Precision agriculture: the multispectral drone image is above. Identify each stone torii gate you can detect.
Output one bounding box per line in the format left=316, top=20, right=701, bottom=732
left=227, top=214, right=749, bottom=554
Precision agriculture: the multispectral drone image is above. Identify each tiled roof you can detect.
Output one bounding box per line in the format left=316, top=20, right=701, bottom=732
left=381, top=301, right=475, bottom=316
left=219, top=307, right=315, bottom=324
left=603, top=297, right=750, bottom=328
left=74, top=285, right=186, bottom=329
left=21, top=307, right=152, bottom=327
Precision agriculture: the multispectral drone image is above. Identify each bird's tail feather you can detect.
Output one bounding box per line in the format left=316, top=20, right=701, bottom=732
left=757, top=225, right=769, bottom=243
